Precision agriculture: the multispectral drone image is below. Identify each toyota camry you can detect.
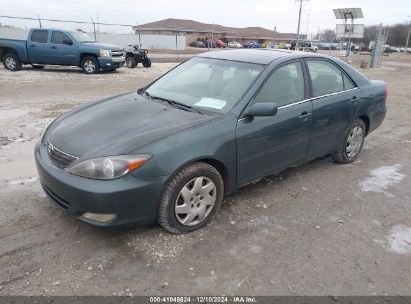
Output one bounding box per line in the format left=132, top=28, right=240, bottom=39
left=35, top=49, right=387, bottom=233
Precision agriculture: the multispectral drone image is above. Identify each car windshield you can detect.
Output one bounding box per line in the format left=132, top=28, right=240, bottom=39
left=69, top=31, right=94, bottom=43
left=145, top=57, right=264, bottom=114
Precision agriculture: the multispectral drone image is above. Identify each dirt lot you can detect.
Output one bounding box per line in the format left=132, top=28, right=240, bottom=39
left=0, top=53, right=410, bottom=296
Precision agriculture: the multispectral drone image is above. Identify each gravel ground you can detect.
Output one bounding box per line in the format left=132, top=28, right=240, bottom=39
left=0, top=54, right=410, bottom=296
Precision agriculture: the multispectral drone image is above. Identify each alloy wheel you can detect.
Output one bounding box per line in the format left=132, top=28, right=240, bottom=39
left=84, top=60, right=96, bottom=73
left=346, top=126, right=363, bottom=158
left=5, top=57, right=16, bottom=70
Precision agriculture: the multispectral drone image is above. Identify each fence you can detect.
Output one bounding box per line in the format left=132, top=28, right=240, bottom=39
left=0, top=15, right=186, bottom=50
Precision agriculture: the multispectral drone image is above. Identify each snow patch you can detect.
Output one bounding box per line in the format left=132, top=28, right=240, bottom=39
left=386, top=225, right=411, bottom=254
left=359, top=164, right=405, bottom=196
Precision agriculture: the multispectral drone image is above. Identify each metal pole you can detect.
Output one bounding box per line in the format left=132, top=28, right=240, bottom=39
left=273, top=26, right=276, bottom=47
left=296, top=0, right=303, bottom=50
left=176, top=30, right=178, bottom=60
left=346, top=17, right=353, bottom=58
left=405, top=20, right=411, bottom=52
left=37, top=14, right=42, bottom=28
left=306, top=14, right=310, bottom=40
left=91, top=18, right=97, bottom=41
left=136, top=22, right=141, bottom=47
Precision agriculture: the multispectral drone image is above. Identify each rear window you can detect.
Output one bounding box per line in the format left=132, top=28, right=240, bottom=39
left=31, top=30, right=48, bottom=43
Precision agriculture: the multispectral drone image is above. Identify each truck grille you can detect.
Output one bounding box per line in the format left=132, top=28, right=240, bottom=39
left=47, top=142, right=78, bottom=168
left=111, top=50, right=124, bottom=58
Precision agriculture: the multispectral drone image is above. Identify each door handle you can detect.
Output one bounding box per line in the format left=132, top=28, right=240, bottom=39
left=50, top=46, right=57, bottom=49
left=350, top=96, right=360, bottom=103
left=299, top=111, right=312, bottom=119
left=29, top=44, right=36, bottom=47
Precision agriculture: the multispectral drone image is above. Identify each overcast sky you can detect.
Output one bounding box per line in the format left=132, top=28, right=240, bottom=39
left=1, top=0, right=410, bottom=35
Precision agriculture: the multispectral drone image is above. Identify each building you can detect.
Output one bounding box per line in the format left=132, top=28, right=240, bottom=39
left=133, top=18, right=305, bottom=46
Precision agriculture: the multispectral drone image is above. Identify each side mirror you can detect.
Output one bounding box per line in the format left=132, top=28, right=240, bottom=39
left=244, top=102, right=278, bottom=117
left=63, top=39, right=73, bottom=45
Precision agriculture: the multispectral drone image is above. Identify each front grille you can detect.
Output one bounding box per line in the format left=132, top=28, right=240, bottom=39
left=47, top=142, right=78, bottom=168
left=111, top=50, right=124, bottom=57
left=42, top=184, right=70, bottom=209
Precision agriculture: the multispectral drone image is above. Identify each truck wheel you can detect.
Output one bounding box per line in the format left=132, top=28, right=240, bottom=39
left=142, top=58, right=152, bottom=68
left=126, top=56, right=137, bottom=68
left=3, top=53, right=22, bottom=71
left=157, top=162, right=224, bottom=234
left=332, top=119, right=366, bottom=164
left=32, top=64, right=45, bottom=70
left=81, top=56, right=100, bottom=74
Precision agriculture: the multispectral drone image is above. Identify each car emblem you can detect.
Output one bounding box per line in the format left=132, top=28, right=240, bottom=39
left=48, top=143, right=54, bottom=154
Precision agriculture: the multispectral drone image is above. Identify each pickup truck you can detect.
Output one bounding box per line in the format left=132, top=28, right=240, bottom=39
left=0, top=28, right=125, bottom=74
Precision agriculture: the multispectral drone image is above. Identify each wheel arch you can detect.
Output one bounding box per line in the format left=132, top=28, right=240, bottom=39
left=79, top=53, right=98, bottom=64
left=1, top=47, right=19, bottom=59
left=164, top=156, right=232, bottom=197
left=359, top=115, right=370, bottom=136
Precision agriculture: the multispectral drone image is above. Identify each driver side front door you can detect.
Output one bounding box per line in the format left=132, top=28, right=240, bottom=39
left=236, top=60, right=312, bottom=186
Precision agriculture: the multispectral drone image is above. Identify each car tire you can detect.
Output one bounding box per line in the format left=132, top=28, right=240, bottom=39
left=81, top=56, right=100, bottom=74
left=142, top=58, right=152, bottom=68
left=157, top=162, right=224, bottom=234
left=332, top=119, right=366, bottom=164
left=126, top=56, right=137, bottom=68
left=32, top=64, right=45, bottom=69
left=3, top=53, right=22, bottom=71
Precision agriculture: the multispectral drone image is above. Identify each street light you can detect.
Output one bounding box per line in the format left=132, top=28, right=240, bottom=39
left=406, top=17, right=411, bottom=53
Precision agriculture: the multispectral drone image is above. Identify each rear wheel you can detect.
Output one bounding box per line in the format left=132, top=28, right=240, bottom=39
left=332, top=119, right=366, bottom=164
left=81, top=56, right=100, bottom=74
left=3, top=53, right=22, bottom=71
left=142, top=57, right=152, bottom=68
left=157, top=162, right=224, bottom=234
left=126, top=56, right=137, bottom=68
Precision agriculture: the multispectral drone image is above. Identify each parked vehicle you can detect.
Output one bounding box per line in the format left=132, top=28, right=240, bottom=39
left=124, top=44, right=151, bottom=68
left=189, top=41, right=206, bottom=48
left=0, top=28, right=125, bottom=74
left=205, top=40, right=216, bottom=48
left=36, top=49, right=387, bottom=233
left=228, top=41, right=242, bottom=48
left=243, top=41, right=262, bottom=48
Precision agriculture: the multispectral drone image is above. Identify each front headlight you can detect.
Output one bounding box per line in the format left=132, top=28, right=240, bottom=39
left=68, top=155, right=152, bottom=180
left=99, top=49, right=111, bottom=57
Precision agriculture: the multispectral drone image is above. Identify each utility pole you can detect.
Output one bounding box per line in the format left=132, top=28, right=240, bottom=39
left=406, top=18, right=411, bottom=52
left=273, top=26, right=276, bottom=46
left=306, top=14, right=310, bottom=40
left=296, top=0, right=309, bottom=50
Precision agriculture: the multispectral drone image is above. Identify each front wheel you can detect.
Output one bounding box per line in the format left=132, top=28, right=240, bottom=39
left=332, top=119, right=366, bottom=164
left=126, top=56, right=137, bottom=68
left=157, top=162, right=224, bottom=234
left=3, top=53, right=22, bottom=71
left=81, top=56, right=100, bottom=74
left=142, top=57, right=152, bottom=68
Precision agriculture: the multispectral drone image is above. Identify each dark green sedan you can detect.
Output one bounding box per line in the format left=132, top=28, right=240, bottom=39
left=35, top=49, right=387, bottom=233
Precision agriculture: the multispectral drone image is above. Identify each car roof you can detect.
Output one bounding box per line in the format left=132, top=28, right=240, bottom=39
left=197, top=49, right=313, bottom=65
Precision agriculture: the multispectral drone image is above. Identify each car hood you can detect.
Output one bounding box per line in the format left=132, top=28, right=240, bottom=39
left=48, top=92, right=215, bottom=159
left=83, top=42, right=124, bottom=51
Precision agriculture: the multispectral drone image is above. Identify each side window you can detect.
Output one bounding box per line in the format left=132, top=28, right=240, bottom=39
left=307, top=60, right=344, bottom=97
left=253, top=61, right=305, bottom=107
left=343, top=73, right=356, bottom=90
left=31, top=30, right=48, bottom=43
left=51, top=32, right=72, bottom=44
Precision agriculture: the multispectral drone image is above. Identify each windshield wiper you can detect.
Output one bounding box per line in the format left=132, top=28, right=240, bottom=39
left=143, top=91, right=204, bottom=115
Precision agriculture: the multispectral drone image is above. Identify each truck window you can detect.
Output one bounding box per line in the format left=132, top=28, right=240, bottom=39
left=51, top=32, right=72, bottom=45
left=31, top=30, right=48, bottom=43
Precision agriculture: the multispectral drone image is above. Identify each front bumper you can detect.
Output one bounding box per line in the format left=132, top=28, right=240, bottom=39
left=98, top=56, right=125, bottom=70
left=35, top=142, right=168, bottom=227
